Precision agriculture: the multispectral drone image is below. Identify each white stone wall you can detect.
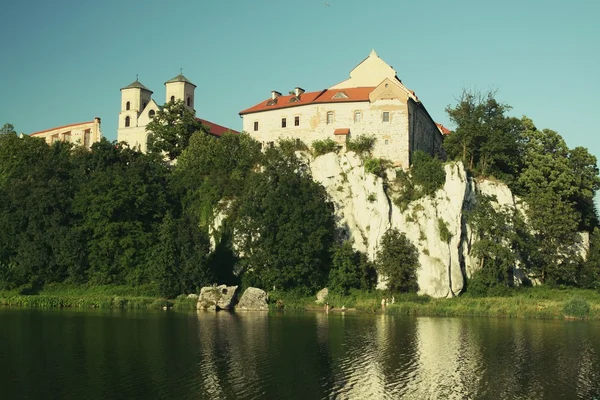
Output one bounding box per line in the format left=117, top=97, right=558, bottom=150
left=243, top=99, right=411, bottom=167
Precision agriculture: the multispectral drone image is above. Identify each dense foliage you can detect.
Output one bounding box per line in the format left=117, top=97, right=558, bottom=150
left=445, top=91, right=600, bottom=291
left=0, top=127, right=339, bottom=297
left=394, top=150, right=446, bottom=210
left=375, top=229, right=419, bottom=293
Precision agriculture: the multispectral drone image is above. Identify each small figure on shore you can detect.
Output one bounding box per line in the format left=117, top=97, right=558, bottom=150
left=385, top=298, right=389, bottom=307
left=381, top=298, right=386, bottom=309
left=325, top=302, right=330, bottom=313
left=391, top=296, right=395, bottom=304
left=341, top=305, right=346, bottom=312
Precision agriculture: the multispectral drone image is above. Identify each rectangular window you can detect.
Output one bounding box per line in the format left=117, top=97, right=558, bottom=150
left=327, top=112, right=334, bottom=124
left=254, top=121, right=259, bottom=131
left=354, top=111, right=362, bottom=123
left=51, top=134, right=59, bottom=143
left=282, top=118, right=287, bottom=128
left=294, top=116, right=300, bottom=126
left=63, top=131, right=72, bottom=142
left=268, top=141, right=274, bottom=148
left=382, top=111, right=390, bottom=122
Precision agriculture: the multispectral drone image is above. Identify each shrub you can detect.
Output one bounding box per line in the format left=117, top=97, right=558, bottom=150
left=375, top=229, right=419, bottom=293
left=367, top=193, right=376, bottom=203
left=410, top=150, right=445, bottom=196
left=312, top=139, right=338, bottom=156
left=563, top=297, right=590, bottom=318
left=437, top=218, right=453, bottom=244
left=328, top=242, right=377, bottom=295
left=346, top=135, right=375, bottom=156
left=364, top=157, right=389, bottom=177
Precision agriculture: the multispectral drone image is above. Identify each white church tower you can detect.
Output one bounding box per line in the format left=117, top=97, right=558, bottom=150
left=117, top=73, right=197, bottom=153
left=164, top=73, right=196, bottom=113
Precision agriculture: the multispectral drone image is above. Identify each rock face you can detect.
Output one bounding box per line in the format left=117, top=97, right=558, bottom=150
left=315, top=288, right=329, bottom=304
left=307, top=151, right=591, bottom=298
left=237, top=287, right=269, bottom=311
left=197, top=285, right=238, bottom=310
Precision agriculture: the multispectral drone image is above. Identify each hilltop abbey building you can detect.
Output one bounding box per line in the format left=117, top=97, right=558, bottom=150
left=117, top=74, right=236, bottom=152
left=240, top=50, right=447, bottom=167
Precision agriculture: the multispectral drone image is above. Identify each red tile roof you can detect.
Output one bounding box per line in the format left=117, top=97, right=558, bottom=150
left=197, top=118, right=239, bottom=137
left=239, top=87, right=375, bottom=115
left=436, top=123, right=451, bottom=135
left=30, top=121, right=95, bottom=136
left=334, top=128, right=350, bottom=135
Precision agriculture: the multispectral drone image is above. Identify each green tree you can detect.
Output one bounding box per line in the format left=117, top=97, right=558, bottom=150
left=146, top=99, right=205, bottom=160
left=150, top=212, right=212, bottom=298
left=234, top=147, right=336, bottom=292
left=375, top=229, right=419, bottom=293
left=467, top=194, right=518, bottom=295
left=0, top=123, right=16, bottom=135
left=0, top=134, right=77, bottom=288
left=444, top=90, right=523, bottom=182
left=71, top=139, right=169, bottom=285
left=328, top=242, right=376, bottom=295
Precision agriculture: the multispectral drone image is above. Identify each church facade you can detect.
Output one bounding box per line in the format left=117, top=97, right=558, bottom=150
left=117, top=74, right=237, bottom=152
left=239, top=50, right=446, bottom=167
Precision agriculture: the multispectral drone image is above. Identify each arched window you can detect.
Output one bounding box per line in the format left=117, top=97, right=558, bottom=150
left=126, top=101, right=130, bottom=110
left=187, top=97, right=191, bottom=107
left=170, top=96, right=175, bottom=102
left=125, top=116, right=130, bottom=127
left=149, top=110, right=155, bottom=118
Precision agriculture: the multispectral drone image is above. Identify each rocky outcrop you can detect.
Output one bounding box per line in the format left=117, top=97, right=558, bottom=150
left=307, top=151, right=591, bottom=298
left=197, top=285, right=238, bottom=311
left=237, top=287, right=269, bottom=311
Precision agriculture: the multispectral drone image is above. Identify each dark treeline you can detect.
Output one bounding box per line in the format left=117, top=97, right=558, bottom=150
left=1, top=91, right=600, bottom=299
left=0, top=106, right=415, bottom=298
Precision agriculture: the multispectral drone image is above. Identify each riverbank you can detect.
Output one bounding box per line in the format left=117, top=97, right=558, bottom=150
left=2, top=284, right=600, bottom=319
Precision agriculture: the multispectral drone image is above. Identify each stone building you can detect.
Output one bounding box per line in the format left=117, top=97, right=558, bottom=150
left=117, top=74, right=237, bottom=152
left=30, top=118, right=102, bottom=148
left=239, top=50, right=445, bottom=167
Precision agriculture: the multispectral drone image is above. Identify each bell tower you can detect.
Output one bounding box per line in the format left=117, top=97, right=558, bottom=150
left=118, top=78, right=153, bottom=130
left=164, top=72, right=196, bottom=113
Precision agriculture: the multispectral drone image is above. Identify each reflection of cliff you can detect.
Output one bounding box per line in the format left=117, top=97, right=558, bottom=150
left=411, top=317, right=483, bottom=399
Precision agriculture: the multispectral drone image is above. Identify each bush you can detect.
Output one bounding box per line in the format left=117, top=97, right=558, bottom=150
left=328, top=242, right=377, bottom=295
left=364, top=157, right=389, bottom=177
left=437, top=218, right=453, bottom=244
left=346, top=135, right=375, bottom=156
left=312, top=139, right=338, bottom=156
left=563, top=297, right=590, bottom=318
left=410, top=150, right=446, bottom=196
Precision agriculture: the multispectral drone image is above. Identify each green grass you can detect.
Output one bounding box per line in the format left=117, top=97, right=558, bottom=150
left=0, top=283, right=197, bottom=311
left=2, top=284, right=600, bottom=320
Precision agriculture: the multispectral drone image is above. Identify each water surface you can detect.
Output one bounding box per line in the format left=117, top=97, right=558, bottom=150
left=0, top=309, right=598, bottom=399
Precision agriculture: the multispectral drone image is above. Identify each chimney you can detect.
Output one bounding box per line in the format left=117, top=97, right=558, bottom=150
left=94, top=117, right=101, bottom=125
left=294, top=87, right=305, bottom=97
left=271, top=91, right=282, bottom=100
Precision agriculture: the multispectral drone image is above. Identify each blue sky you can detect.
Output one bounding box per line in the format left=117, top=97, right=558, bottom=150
left=1, top=0, right=599, bottom=162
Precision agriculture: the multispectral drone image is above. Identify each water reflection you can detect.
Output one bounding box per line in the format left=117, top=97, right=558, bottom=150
left=1, top=309, right=600, bottom=399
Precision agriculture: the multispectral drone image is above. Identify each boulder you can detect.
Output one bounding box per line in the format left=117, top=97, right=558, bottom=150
left=197, top=285, right=238, bottom=311
left=237, top=287, right=269, bottom=311
left=187, top=293, right=199, bottom=300
left=315, top=288, right=329, bottom=304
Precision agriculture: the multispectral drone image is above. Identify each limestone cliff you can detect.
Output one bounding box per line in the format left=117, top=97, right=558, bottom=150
left=308, top=151, right=529, bottom=298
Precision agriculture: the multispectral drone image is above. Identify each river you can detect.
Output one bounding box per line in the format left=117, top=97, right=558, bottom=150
left=0, top=308, right=598, bottom=399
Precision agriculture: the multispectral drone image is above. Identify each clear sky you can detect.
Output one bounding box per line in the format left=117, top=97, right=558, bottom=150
left=1, top=0, right=599, bottom=161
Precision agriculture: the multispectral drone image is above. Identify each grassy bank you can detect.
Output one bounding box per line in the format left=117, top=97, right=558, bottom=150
left=0, top=283, right=198, bottom=311
left=270, top=287, right=600, bottom=320
left=2, top=284, right=600, bottom=320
